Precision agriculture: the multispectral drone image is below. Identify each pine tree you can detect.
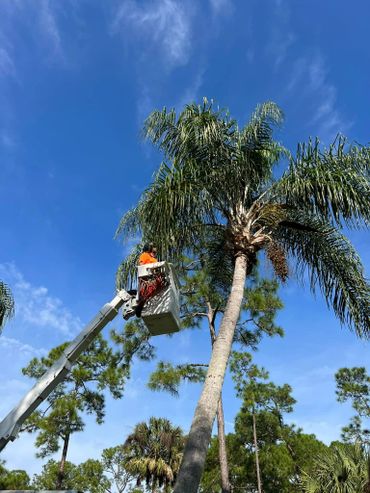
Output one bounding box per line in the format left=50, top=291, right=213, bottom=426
left=22, top=334, right=126, bottom=489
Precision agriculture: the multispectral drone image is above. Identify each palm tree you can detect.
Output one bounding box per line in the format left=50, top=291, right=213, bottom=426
left=116, top=99, right=370, bottom=493
left=0, top=281, right=15, bottom=331
left=123, top=417, right=185, bottom=492
left=301, top=443, right=369, bottom=492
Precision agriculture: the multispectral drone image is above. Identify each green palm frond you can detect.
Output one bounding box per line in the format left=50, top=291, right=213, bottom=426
left=0, top=281, right=15, bottom=331
left=143, top=99, right=235, bottom=166
left=135, top=161, right=216, bottom=258
left=277, top=215, right=370, bottom=337
left=203, top=227, right=235, bottom=289
left=274, top=136, right=370, bottom=228
left=240, top=101, right=284, bottom=149
left=301, top=443, right=368, bottom=493
left=115, top=244, right=142, bottom=290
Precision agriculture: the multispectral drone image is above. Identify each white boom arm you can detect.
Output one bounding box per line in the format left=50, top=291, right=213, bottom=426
left=0, top=289, right=135, bottom=452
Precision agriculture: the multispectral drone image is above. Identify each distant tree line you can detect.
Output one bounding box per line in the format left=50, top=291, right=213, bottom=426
left=1, top=363, right=369, bottom=493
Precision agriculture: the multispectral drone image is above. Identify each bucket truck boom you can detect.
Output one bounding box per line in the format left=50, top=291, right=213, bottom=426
left=0, top=261, right=181, bottom=453
left=0, top=289, right=135, bottom=452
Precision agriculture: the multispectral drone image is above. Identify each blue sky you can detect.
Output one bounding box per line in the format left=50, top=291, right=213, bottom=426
left=1, top=0, right=369, bottom=477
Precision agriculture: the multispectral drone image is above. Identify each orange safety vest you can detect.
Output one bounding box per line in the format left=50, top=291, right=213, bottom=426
left=139, top=252, right=158, bottom=265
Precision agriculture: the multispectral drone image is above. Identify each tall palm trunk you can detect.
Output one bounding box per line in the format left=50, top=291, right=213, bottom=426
left=252, top=409, right=262, bottom=493
left=207, top=303, right=232, bottom=493
left=174, top=254, right=248, bottom=493
left=217, top=396, right=232, bottom=493
left=56, top=432, right=70, bottom=489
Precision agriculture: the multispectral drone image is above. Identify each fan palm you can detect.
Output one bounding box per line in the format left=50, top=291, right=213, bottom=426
left=116, top=99, right=370, bottom=493
left=0, top=281, right=15, bottom=331
left=301, top=443, right=369, bottom=492
left=123, top=417, right=185, bottom=493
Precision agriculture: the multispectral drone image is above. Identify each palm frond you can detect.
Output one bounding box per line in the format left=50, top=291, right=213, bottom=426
left=136, top=160, right=216, bottom=259
left=301, top=443, right=368, bottom=493
left=143, top=99, right=235, bottom=166
left=274, top=136, right=370, bottom=228
left=241, top=101, right=284, bottom=149
left=203, top=227, right=235, bottom=290
left=0, top=280, right=15, bottom=330
left=115, top=204, right=143, bottom=241
left=277, top=215, right=370, bottom=337
left=115, top=244, right=142, bottom=290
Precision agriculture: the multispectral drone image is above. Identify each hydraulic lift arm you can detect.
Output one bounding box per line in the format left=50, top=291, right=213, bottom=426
left=0, top=289, right=136, bottom=452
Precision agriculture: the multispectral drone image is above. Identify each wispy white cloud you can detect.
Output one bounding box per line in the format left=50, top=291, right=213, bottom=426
left=0, top=263, right=82, bottom=336
left=38, top=0, right=63, bottom=59
left=286, top=57, right=306, bottom=92
left=287, top=54, right=351, bottom=140
left=0, top=0, right=74, bottom=79
left=1, top=130, right=16, bottom=149
left=307, top=56, right=352, bottom=138
left=0, top=47, right=16, bottom=78
left=0, top=336, right=46, bottom=358
left=0, top=0, right=69, bottom=152
left=137, top=85, right=154, bottom=124
left=112, top=0, right=193, bottom=69
left=177, top=67, right=204, bottom=108
left=0, top=378, right=31, bottom=416
left=272, top=33, right=295, bottom=69
left=209, top=0, right=233, bottom=16
left=266, top=0, right=295, bottom=69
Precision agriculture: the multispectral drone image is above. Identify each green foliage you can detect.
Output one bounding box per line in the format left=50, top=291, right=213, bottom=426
left=148, top=362, right=206, bottom=396
left=336, top=367, right=370, bottom=416
left=22, top=334, right=126, bottom=460
left=101, top=445, right=134, bottom=493
left=116, top=243, right=143, bottom=290
left=178, top=255, right=228, bottom=329
left=32, top=458, right=110, bottom=493
left=178, top=253, right=284, bottom=344
left=0, top=461, right=30, bottom=489
left=335, top=367, right=370, bottom=446
left=229, top=353, right=321, bottom=491
left=258, top=443, right=296, bottom=492
left=276, top=217, right=370, bottom=336
left=275, top=136, right=370, bottom=229
left=301, top=442, right=369, bottom=493
left=74, top=459, right=111, bottom=493
left=236, top=277, right=284, bottom=346
left=32, top=460, right=77, bottom=490
left=123, top=417, right=185, bottom=492
left=341, top=416, right=370, bottom=446
left=201, top=428, right=328, bottom=493
left=200, top=433, right=253, bottom=493
left=0, top=280, right=15, bottom=331
left=230, top=352, right=295, bottom=417
left=110, top=319, right=156, bottom=376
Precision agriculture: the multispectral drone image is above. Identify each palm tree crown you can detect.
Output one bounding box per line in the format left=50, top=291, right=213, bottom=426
left=123, top=417, right=185, bottom=492
left=117, top=99, right=369, bottom=336
left=301, top=442, right=369, bottom=493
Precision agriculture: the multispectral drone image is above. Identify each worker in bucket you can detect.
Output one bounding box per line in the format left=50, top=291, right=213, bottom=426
left=139, top=243, right=158, bottom=265
left=136, top=244, right=165, bottom=317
